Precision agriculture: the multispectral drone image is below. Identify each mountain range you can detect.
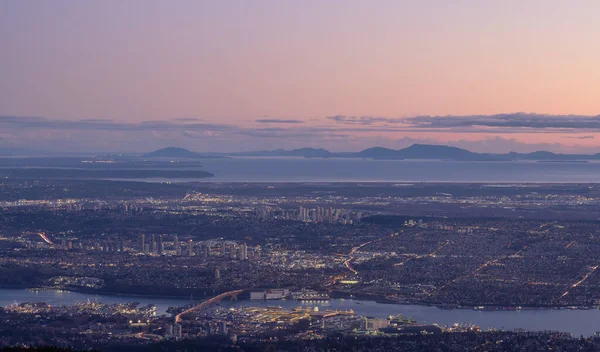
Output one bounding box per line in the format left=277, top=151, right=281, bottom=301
left=143, top=144, right=600, bottom=161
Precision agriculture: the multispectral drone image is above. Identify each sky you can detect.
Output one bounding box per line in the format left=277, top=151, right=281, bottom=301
left=1, top=0, right=600, bottom=154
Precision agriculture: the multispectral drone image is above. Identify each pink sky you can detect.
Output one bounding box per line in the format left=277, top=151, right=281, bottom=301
left=1, top=1, right=600, bottom=153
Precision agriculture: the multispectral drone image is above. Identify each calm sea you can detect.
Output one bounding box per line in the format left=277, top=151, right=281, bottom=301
left=191, top=158, right=600, bottom=183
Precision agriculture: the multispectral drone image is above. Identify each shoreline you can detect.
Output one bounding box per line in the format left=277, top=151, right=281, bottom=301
left=331, top=290, right=598, bottom=311
left=23, top=286, right=207, bottom=300
left=2, top=286, right=596, bottom=311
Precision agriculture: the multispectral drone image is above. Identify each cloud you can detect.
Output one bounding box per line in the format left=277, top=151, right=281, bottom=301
left=79, top=118, right=115, bottom=122
left=255, top=119, right=304, bottom=124
left=0, top=116, right=359, bottom=140
left=173, top=117, right=203, bottom=122
left=2, top=114, right=600, bottom=154
left=328, top=113, right=600, bottom=131
left=387, top=136, right=569, bottom=154
left=326, top=115, right=404, bottom=125
left=7, top=114, right=600, bottom=139
left=182, top=130, right=225, bottom=139
left=0, top=116, right=236, bottom=132
left=565, top=135, right=595, bottom=139
left=0, top=116, right=46, bottom=123
left=404, top=113, right=600, bottom=129
left=141, top=120, right=170, bottom=124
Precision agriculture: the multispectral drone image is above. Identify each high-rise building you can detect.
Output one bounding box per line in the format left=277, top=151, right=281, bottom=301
left=239, top=244, right=248, bottom=260
left=218, top=321, right=227, bottom=335
left=173, top=323, right=182, bottom=339
left=159, top=234, right=164, bottom=255
left=254, top=245, right=261, bottom=259
left=188, top=239, right=193, bottom=257
left=174, top=235, right=181, bottom=256
left=229, top=245, right=237, bottom=260
left=140, top=234, right=145, bottom=253
left=152, top=234, right=157, bottom=254
left=255, top=206, right=271, bottom=220
left=215, top=267, right=220, bottom=279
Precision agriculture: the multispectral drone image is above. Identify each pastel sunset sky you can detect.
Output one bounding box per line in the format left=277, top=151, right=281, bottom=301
left=1, top=0, right=600, bottom=153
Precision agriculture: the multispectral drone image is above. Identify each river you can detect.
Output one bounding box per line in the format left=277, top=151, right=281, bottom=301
left=1, top=288, right=599, bottom=336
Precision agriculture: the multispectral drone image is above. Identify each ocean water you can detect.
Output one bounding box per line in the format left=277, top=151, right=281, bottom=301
left=192, top=158, right=600, bottom=183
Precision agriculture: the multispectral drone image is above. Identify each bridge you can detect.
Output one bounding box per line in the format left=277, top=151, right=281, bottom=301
left=175, top=289, right=245, bottom=323
left=38, top=232, right=54, bottom=245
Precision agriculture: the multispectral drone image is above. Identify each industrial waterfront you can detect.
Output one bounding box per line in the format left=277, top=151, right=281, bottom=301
left=2, top=288, right=600, bottom=337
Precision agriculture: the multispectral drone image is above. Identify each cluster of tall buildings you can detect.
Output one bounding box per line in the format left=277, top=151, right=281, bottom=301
left=123, top=203, right=143, bottom=213
left=51, top=202, right=144, bottom=213
left=140, top=234, right=184, bottom=256
left=139, top=235, right=253, bottom=261
left=165, top=323, right=182, bottom=339
left=27, top=237, right=131, bottom=253
left=93, top=240, right=125, bottom=253
left=217, top=241, right=250, bottom=261
left=255, top=206, right=361, bottom=225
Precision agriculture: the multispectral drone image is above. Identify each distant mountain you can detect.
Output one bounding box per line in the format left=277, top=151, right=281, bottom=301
left=355, top=147, right=400, bottom=159
left=142, top=147, right=203, bottom=159
left=355, top=144, right=478, bottom=160
left=227, top=144, right=600, bottom=161
left=398, top=144, right=477, bottom=159
left=229, top=144, right=480, bottom=160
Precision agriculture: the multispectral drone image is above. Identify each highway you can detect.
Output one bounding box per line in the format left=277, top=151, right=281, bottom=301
left=559, top=265, right=598, bottom=299
left=342, top=232, right=398, bottom=275
left=394, top=240, right=450, bottom=267
left=437, top=246, right=526, bottom=292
